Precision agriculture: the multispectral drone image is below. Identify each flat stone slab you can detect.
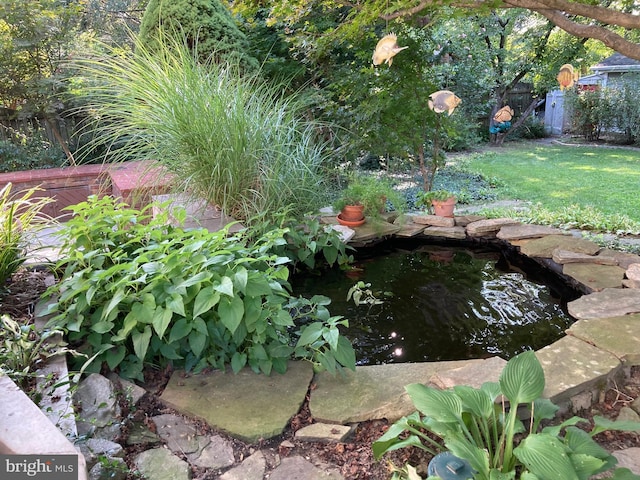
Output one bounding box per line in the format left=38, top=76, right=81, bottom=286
left=497, top=224, right=569, bottom=241
left=413, top=215, right=456, bottom=227
left=568, top=314, right=640, bottom=366
left=627, top=263, right=640, bottom=282
left=429, top=356, right=507, bottom=390
left=269, top=456, right=343, bottom=480
left=613, top=448, right=640, bottom=475
left=519, top=235, right=600, bottom=258
left=466, top=218, right=520, bottom=237
left=536, top=335, right=620, bottom=404
left=598, top=249, right=640, bottom=269
left=552, top=249, right=618, bottom=265
left=160, top=361, right=313, bottom=442
left=309, top=360, right=475, bottom=424
left=568, top=288, right=640, bottom=319
left=394, top=222, right=425, bottom=237
left=295, top=423, right=353, bottom=443
left=219, top=451, right=266, bottom=480
left=351, top=220, right=401, bottom=243
left=134, top=448, right=190, bottom=480
left=422, top=226, right=467, bottom=239
left=562, top=263, right=626, bottom=292
left=454, top=215, right=485, bottom=227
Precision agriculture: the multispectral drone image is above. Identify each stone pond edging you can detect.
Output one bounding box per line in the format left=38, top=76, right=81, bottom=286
left=3, top=209, right=640, bottom=479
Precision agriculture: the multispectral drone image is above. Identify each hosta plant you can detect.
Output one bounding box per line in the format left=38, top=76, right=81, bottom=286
left=373, top=350, right=640, bottom=480
left=44, top=196, right=355, bottom=381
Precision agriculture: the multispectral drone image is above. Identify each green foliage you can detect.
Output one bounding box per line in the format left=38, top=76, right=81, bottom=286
left=416, top=189, right=455, bottom=209
left=333, top=174, right=406, bottom=218
left=373, top=350, right=640, bottom=480
left=0, top=314, right=77, bottom=393
left=44, top=196, right=356, bottom=380
left=565, top=89, right=611, bottom=141
left=0, top=127, right=66, bottom=173
left=139, top=0, right=258, bottom=70
left=70, top=33, right=333, bottom=224
left=0, top=183, right=54, bottom=288
left=248, top=210, right=354, bottom=273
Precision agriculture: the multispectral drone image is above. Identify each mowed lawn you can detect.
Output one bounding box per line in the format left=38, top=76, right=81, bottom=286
left=464, top=143, right=640, bottom=222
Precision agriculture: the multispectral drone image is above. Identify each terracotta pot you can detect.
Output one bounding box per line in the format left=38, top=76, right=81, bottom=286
left=340, top=204, right=365, bottom=222
left=432, top=197, right=456, bottom=218
left=336, top=214, right=366, bottom=227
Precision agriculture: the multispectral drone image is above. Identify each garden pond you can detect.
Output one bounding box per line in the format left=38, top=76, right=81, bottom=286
left=293, top=239, right=581, bottom=365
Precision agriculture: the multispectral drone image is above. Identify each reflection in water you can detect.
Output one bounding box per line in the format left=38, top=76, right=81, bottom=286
left=292, top=244, right=577, bottom=365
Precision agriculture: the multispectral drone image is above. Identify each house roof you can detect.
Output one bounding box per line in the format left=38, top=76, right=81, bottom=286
left=591, top=53, right=640, bottom=73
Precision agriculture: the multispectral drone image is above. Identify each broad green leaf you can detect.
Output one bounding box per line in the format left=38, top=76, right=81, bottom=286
left=322, top=326, right=340, bottom=350
left=406, top=384, right=462, bottom=423
left=106, top=345, right=126, bottom=370
left=152, top=306, right=173, bottom=338
left=610, top=468, right=640, bottom=480
left=232, top=267, right=248, bottom=293
left=92, top=320, right=114, bottom=334
left=373, top=434, right=429, bottom=460
left=174, top=271, right=211, bottom=289
left=132, top=326, right=152, bottom=361
left=570, top=453, right=607, bottom=479
left=245, top=274, right=273, bottom=297
left=169, top=317, right=192, bottom=343
left=454, top=385, right=494, bottom=418
left=333, top=336, right=356, bottom=370
left=192, top=317, right=208, bottom=336
left=218, top=296, right=244, bottom=334
left=490, top=470, right=516, bottom=480
left=446, top=437, right=490, bottom=477
left=166, top=293, right=185, bottom=316
left=193, top=287, right=220, bottom=318
left=520, top=473, right=540, bottom=480
left=103, top=289, right=125, bottom=321
left=188, top=330, right=207, bottom=358
left=231, top=352, right=247, bottom=373
left=214, top=276, right=234, bottom=297
left=295, top=322, right=324, bottom=348
left=514, top=433, right=579, bottom=480
left=272, top=309, right=295, bottom=327
left=591, top=415, right=640, bottom=436
left=564, top=426, right=610, bottom=459
left=499, top=350, right=544, bottom=405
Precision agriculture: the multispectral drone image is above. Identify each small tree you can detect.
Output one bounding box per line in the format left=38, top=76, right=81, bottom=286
left=138, top=0, right=258, bottom=70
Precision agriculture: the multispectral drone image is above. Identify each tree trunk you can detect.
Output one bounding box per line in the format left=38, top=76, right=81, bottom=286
left=493, top=97, right=545, bottom=146
left=44, top=116, right=76, bottom=166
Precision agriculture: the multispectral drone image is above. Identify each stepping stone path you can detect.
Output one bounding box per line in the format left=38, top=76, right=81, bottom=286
left=24, top=208, right=640, bottom=479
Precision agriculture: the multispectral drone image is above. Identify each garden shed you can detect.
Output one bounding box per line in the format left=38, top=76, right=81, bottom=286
left=544, top=53, right=640, bottom=135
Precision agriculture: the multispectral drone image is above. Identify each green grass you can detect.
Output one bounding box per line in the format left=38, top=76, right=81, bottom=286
left=461, top=143, right=640, bottom=232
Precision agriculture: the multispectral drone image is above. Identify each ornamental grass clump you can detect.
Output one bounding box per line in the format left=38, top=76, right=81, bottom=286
left=71, top=32, right=333, bottom=224
left=0, top=183, right=54, bottom=289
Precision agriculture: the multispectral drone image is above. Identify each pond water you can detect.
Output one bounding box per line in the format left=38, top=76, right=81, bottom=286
left=292, top=241, right=580, bottom=365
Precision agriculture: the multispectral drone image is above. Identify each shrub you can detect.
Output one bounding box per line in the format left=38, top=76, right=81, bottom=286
left=139, top=0, right=258, bottom=70
left=71, top=33, right=332, bottom=224
left=44, top=196, right=355, bottom=381
left=0, top=128, right=66, bottom=173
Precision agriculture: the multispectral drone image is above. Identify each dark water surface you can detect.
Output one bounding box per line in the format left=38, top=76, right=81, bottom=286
left=292, top=242, right=579, bottom=365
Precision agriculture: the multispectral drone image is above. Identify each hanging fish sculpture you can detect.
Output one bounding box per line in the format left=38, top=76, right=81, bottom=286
left=428, top=90, right=461, bottom=115
left=372, top=34, right=408, bottom=67
left=557, top=64, right=579, bottom=90
left=493, top=105, right=514, bottom=123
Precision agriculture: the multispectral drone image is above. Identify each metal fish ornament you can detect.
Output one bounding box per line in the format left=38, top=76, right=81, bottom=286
left=493, top=105, right=514, bottom=123
left=557, top=64, right=579, bottom=90
left=428, top=90, right=461, bottom=115
left=372, top=33, right=408, bottom=67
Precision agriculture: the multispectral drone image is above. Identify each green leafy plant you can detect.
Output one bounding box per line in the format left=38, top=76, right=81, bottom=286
left=416, top=189, right=456, bottom=210
left=334, top=174, right=406, bottom=218
left=347, top=281, right=384, bottom=307
left=373, top=350, right=640, bottom=480
left=44, top=196, right=356, bottom=380
left=0, top=183, right=54, bottom=288
left=248, top=210, right=354, bottom=273
left=0, top=314, right=77, bottom=393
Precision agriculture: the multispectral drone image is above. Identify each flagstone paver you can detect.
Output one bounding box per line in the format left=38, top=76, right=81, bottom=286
left=568, top=288, right=640, bottom=319
left=562, top=263, right=626, bottom=292
left=518, top=234, right=600, bottom=258
left=568, top=314, right=640, bottom=366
